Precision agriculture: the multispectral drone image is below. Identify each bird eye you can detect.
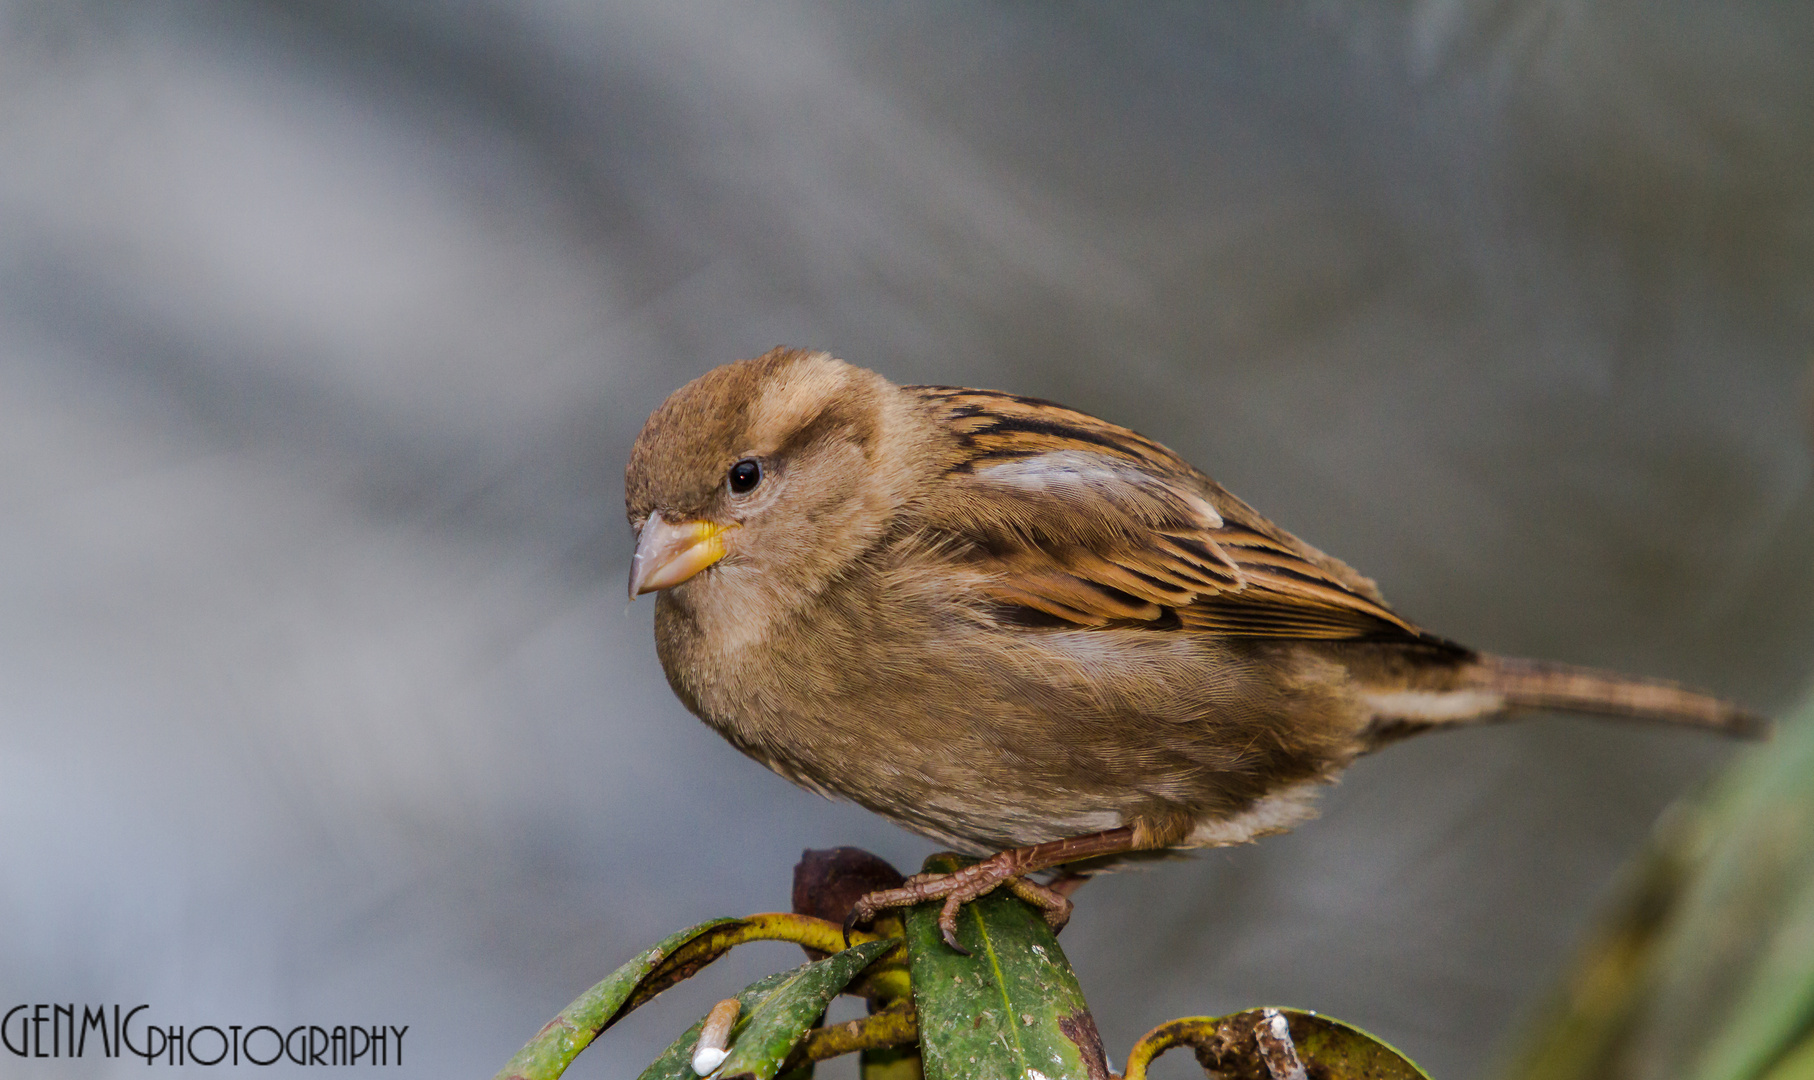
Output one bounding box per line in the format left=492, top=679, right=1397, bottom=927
left=727, top=458, right=762, bottom=495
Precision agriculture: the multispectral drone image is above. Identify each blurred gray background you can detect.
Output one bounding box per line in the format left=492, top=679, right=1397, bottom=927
left=3, top=2, right=1811, bottom=1077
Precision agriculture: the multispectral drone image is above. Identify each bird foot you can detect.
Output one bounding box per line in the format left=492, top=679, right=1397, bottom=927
left=842, top=828, right=1136, bottom=953
left=844, top=851, right=1075, bottom=954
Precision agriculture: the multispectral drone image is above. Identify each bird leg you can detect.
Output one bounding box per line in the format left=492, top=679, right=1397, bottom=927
left=845, top=827, right=1138, bottom=953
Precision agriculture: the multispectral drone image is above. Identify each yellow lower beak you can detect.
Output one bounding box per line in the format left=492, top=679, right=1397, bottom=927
left=628, top=512, right=731, bottom=597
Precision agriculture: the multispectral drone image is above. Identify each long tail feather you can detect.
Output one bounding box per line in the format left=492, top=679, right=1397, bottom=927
left=1362, top=654, right=1767, bottom=744
left=1474, top=655, right=1766, bottom=735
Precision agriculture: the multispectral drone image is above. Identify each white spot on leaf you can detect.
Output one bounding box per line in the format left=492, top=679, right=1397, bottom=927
left=690, top=1047, right=727, bottom=1075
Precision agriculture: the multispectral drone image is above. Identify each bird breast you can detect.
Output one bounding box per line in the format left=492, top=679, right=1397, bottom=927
left=652, top=553, right=1366, bottom=852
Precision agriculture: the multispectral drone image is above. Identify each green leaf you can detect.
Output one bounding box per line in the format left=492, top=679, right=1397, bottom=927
left=905, top=854, right=1110, bottom=1080
left=859, top=1046, right=923, bottom=1080
left=638, top=969, right=802, bottom=1080
left=1273, top=1009, right=1431, bottom=1079
left=717, top=939, right=899, bottom=1080
left=496, top=917, right=740, bottom=1080
left=626, top=912, right=887, bottom=1013
left=1123, top=1008, right=1429, bottom=1079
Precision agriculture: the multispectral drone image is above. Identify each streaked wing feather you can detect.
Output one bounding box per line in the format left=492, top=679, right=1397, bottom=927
left=911, top=386, right=1425, bottom=641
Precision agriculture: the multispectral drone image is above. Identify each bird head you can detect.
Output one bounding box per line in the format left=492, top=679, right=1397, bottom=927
left=624, top=349, right=917, bottom=611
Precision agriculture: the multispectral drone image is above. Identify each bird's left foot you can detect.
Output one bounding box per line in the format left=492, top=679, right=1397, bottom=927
left=844, top=853, right=1074, bottom=954
left=843, top=826, right=1139, bottom=953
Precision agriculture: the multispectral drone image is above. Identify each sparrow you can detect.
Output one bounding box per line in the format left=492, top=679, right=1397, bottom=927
left=625, top=347, right=1763, bottom=950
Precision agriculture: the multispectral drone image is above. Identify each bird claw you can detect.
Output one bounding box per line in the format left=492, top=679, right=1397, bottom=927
left=937, top=895, right=971, bottom=955
left=844, top=850, right=1076, bottom=953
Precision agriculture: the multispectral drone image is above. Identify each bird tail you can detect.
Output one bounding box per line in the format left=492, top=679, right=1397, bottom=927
left=1361, top=653, right=1767, bottom=745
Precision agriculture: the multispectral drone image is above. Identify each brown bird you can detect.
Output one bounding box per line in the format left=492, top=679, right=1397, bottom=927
left=625, top=347, right=1763, bottom=950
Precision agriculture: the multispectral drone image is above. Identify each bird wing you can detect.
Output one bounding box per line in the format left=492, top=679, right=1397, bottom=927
left=909, top=386, right=1426, bottom=640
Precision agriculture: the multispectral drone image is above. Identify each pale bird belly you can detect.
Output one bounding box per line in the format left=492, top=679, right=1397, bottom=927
left=831, top=771, right=1328, bottom=858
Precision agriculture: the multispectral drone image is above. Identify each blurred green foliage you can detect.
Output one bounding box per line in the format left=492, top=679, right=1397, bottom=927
left=1501, top=689, right=1814, bottom=1080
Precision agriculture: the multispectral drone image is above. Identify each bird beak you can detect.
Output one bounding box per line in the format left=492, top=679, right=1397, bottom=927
left=628, top=511, right=731, bottom=598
